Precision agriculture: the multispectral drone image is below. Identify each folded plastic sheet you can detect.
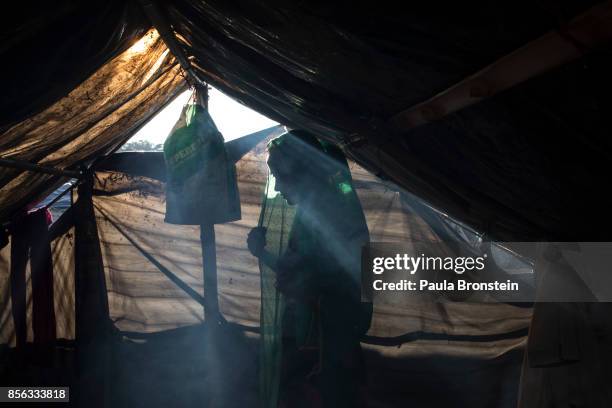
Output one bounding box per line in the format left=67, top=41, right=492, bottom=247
left=0, top=29, right=188, bottom=222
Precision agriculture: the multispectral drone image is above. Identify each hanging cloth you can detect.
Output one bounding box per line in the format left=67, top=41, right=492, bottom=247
left=9, top=208, right=56, bottom=350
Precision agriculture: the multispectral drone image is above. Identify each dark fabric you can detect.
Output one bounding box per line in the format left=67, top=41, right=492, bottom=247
left=0, top=228, right=8, bottom=250
left=519, top=302, right=612, bottom=407
left=9, top=209, right=56, bottom=348
left=518, top=246, right=612, bottom=407
left=9, top=221, right=27, bottom=348
left=1, top=207, right=76, bottom=346
left=29, top=211, right=57, bottom=346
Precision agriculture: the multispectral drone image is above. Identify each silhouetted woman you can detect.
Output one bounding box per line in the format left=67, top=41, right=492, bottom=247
left=248, top=130, right=372, bottom=408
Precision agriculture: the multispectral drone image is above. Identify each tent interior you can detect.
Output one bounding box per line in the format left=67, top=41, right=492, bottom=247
left=1, top=1, right=612, bottom=407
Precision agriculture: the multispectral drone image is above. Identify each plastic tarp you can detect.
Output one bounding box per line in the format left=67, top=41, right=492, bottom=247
left=158, top=0, right=611, bottom=243
left=94, top=137, right=529, bottom=330
left=0, top=28, right=187, bottom=222
left=3, top=0, right=611, bottom=245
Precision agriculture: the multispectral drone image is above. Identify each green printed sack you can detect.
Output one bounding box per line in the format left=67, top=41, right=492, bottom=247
left=163, top=103, right=240, bottom=225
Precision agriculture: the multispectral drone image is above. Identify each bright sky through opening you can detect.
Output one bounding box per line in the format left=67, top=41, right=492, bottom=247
left=130, top=86, right=278, bottom=144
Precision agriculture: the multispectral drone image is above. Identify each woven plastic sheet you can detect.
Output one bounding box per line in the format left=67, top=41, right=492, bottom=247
left=92, top=145, right=267, bottom=332
left=0, top=28, right=187, bottom=222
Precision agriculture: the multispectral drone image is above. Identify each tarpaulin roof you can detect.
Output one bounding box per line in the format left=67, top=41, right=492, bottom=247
left=0, top=24, right=187, bottom=220
left=2, top=0, right=612, bottom=243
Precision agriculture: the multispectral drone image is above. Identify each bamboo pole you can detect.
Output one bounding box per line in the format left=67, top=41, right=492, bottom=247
left=390, top=0, right=612, bottom=132
left=0, top=157, right=82, bottom=178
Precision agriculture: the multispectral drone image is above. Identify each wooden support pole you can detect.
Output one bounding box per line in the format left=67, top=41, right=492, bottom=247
left=135, top=4, right=221, bottom=324
left=75, top=175, right=111, bottom=339
left=194, top=83, right=222, bottom=323
left=0, top=157, right=83, bottom=178
left=390, top=0, right=612, bottom=132
left=74, top=173, right=112, bottom=407
left=200, top=223, right=220, bottom=322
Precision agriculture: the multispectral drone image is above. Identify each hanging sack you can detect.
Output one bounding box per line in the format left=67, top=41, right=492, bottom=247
left=163, top=95, right=241, bottom=225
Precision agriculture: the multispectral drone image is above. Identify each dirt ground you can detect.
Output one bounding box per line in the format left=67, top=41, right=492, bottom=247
left=0, top=322, right=523, bottom=407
